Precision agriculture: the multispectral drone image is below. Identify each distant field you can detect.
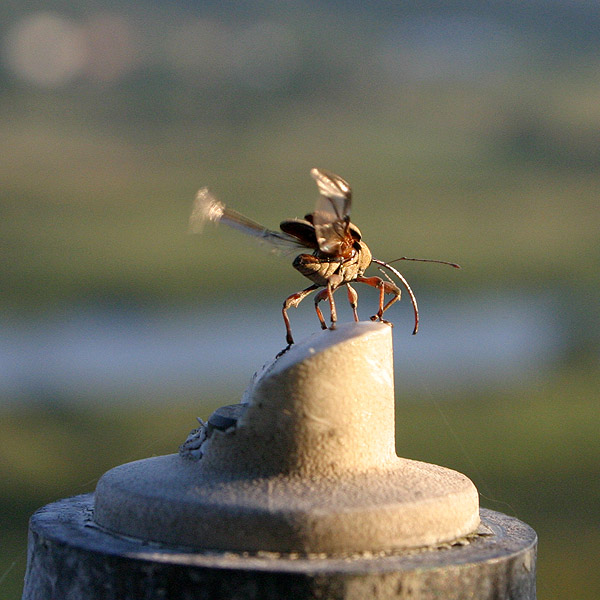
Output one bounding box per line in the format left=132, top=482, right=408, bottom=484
left=1, top=84, right=599, bottom=310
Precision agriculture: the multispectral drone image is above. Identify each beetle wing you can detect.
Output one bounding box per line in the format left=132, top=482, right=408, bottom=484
left=310, top=168, right=353, bottom=255
left=310, top=168, right=352, bottom=218
left=279, top=218, right=319, bottom=249
left=190, top=188, right=307, bottom=251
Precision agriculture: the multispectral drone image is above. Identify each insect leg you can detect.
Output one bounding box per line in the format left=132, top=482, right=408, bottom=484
left=371, top=259, right=419, bottom=334
left=314, top=282, right=339, bottom=330
left=282, top=284, right=320, bottom=345
left=355, top=276, right=401, bottom=324
left=313, top=289, right=329, bottom=330
left=327, top=282, right=339, bottom=329
left=346, top=283, right=359, bottom=322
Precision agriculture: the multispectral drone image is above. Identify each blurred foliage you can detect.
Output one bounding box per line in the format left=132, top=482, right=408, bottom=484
left=1, top=2, right=599, bottom=599
left=1, top=84, right=599, bottom=308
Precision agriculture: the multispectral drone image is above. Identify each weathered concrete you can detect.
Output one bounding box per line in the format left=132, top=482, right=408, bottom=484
left=23, top=495, right=537, bottom=600
left=94, top=323, right=479, bottom=553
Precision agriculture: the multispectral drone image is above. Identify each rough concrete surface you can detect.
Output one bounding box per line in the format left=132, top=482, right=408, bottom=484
left=94, top=322, right=479, bottom=553
left=23, top=495, right=537, bottom=600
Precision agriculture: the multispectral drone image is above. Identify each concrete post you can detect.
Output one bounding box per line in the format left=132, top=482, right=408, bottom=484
left=22, top=322, right=537, bottom=599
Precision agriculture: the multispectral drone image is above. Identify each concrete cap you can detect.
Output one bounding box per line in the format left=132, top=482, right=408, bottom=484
left=94, top=322, right=479, bottom=553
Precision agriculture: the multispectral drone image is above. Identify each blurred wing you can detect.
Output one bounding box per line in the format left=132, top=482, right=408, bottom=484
left=310, top=168, right=352, bottom=255
left=189, top=188, right=306, bottom=251
left=310, top=168, right=352, bottom=219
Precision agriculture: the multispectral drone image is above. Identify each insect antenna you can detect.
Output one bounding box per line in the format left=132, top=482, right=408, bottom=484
left=388, top=257, right=461, bottom=269
left=372, top=258, right=420, bottom=335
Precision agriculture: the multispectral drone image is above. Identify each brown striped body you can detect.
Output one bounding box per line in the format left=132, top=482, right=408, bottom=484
left=293, top=240, right=372, bottom=289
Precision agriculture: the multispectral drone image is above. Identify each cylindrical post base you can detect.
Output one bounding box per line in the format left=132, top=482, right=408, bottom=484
left=23, top=494, right=536, bottom=600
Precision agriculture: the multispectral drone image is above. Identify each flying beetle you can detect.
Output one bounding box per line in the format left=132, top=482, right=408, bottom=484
left=190, top=168, right=460, bottom=345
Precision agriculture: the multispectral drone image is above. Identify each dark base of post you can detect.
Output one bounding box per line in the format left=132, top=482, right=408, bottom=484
left=23, top=494, right=536, bottom=600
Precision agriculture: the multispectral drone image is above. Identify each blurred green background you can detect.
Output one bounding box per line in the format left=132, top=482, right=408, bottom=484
left=1, top=2, right=598, bottom=598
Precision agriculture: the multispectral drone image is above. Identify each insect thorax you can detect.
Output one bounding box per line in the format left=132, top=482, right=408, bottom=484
left=293, top=242, right=372, bottom=287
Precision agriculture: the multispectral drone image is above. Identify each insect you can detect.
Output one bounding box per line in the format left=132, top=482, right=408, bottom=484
left=190, top=168, right=460, bottom=345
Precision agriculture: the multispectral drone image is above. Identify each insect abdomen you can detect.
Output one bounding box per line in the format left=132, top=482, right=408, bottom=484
left=292, top=254, right=339, bottom=286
